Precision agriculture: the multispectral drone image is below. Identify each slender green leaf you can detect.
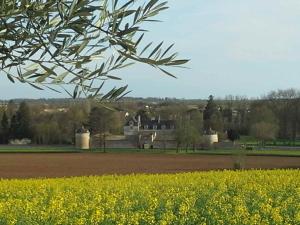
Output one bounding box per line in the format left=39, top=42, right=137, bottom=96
left=149, top=41, right=163, bottom=58
left=6, top=74, right=15, bottom=83
left=158, top=67, right=177, bottom=78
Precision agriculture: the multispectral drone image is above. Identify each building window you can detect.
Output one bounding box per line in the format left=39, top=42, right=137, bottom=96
left=153, top=125, right=157, bottom=130
left=129, top=121, right=134, bottom=130
left=161, top=125, right=166, bottom=130
left=144, top=125, right=148, bottom=129
left=170, top=125, right=175, bottom=129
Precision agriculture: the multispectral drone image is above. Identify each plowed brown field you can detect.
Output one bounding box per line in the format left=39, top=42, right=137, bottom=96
left=0, top=153, right=299, bottom=179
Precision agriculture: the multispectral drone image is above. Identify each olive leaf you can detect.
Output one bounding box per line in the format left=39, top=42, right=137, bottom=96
left=0, top=0, right=189, bottom=100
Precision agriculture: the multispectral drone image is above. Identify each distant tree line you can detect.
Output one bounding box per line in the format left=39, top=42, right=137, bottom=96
left=0, top=100, right=125, bottom=145
left=158, top=89, right=300, bottom=149
left=201, top=89, right=300, bottom=146
left=0, top=102, right=32, bottom=144
left=0, top=88, right=299, bottom=146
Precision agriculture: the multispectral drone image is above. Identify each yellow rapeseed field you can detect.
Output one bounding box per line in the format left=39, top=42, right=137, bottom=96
left=0, top=170, right=299, bottom=225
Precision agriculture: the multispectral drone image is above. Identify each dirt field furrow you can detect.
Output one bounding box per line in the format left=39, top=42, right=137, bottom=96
left=0, top=153, right=299, bottom=179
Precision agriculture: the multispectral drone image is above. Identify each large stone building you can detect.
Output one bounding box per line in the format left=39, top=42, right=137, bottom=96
left=124, top=115, right=177, bottom=149
left=91, top=111, right=219, bottom=149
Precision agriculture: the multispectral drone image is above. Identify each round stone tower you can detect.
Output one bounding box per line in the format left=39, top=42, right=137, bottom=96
left=75, top=127, right=90, bottom=150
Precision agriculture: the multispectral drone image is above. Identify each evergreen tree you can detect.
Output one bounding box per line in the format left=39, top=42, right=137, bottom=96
left=227, top=128, right=240, bottom=144
left=10, top=102, right=33, bottom=139
left=17, top=102, right=33, bottom=139
left=9, top=114, right=19, bottom=139
left=0, top=112, right=9, bottom=144
left=6, top=100, right=17, bottom=118
left=203, top=95, right=218, bottom=122
left=203, top=95, right=222, bottom=132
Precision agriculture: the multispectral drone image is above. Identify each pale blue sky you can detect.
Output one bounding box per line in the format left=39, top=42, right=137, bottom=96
left=1, top=0, right=300, bottom=99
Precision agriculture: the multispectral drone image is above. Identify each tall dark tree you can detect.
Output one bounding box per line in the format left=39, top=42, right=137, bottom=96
left=227, top=128, right=240, bottom=144
left=10, top=102, right=33, bottom=139
left=17, top=102, right=33, bottom=139
left=0, top=111, right=9, bottom=144
left=203, top=95, right=223, bottom=132
left=203, top=95, right=217, bottom=122
left=9, top=114, right=19, bottom=139
left=6, top=100, right=17, bottom=118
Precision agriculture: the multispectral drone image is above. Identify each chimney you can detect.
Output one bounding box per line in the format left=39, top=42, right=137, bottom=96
left=138, top=115, right=141, bottom=131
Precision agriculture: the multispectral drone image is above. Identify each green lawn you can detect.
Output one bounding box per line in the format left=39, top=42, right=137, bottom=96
left=0, top=145, right=79, bottom=153
left=239, top=136, right=300, bottom=147
left=90, top=148, right=300, bottom=157
left=185, top=149, right=300, bottom=157
left=0, top=145, right=300, bottom=156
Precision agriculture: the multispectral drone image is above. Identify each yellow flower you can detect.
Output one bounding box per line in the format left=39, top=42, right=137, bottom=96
left=0, top=170, right=297, bottom=224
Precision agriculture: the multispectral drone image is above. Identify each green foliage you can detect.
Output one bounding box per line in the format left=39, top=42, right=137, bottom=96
left=89, top=106, right=119, bottom=134
left=89, top=105, right=121, bottom=150
left=17, top=102, right=33, bottom=138
left=250, top=122, right=279, bottom=146
left=209, top=111, right=223, bottom=132
left=9, top=102, right=33, bottom=139
left=1, top=111, right=8, bottom=131
left=175, top=111, right=202, bottom=151
left=203, top=95, right=223, bottom=132
left=0, top=111, right=9, bottom=143
left=34, top=121, right=62, bottom=144
left=267, top=89, right=300, bottom=141
left=248, top=104, right=278, bottom=125
left=227, top=128, right=240, bottom=143
left=32, top=102, right=91, bottom=144
left=0, top=0, right=188, bottom=99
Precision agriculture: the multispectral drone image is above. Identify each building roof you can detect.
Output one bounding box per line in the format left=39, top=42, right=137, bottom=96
left=141, top=119, right=175, bottom=130
left=125, top=116, right=175, bottom=130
